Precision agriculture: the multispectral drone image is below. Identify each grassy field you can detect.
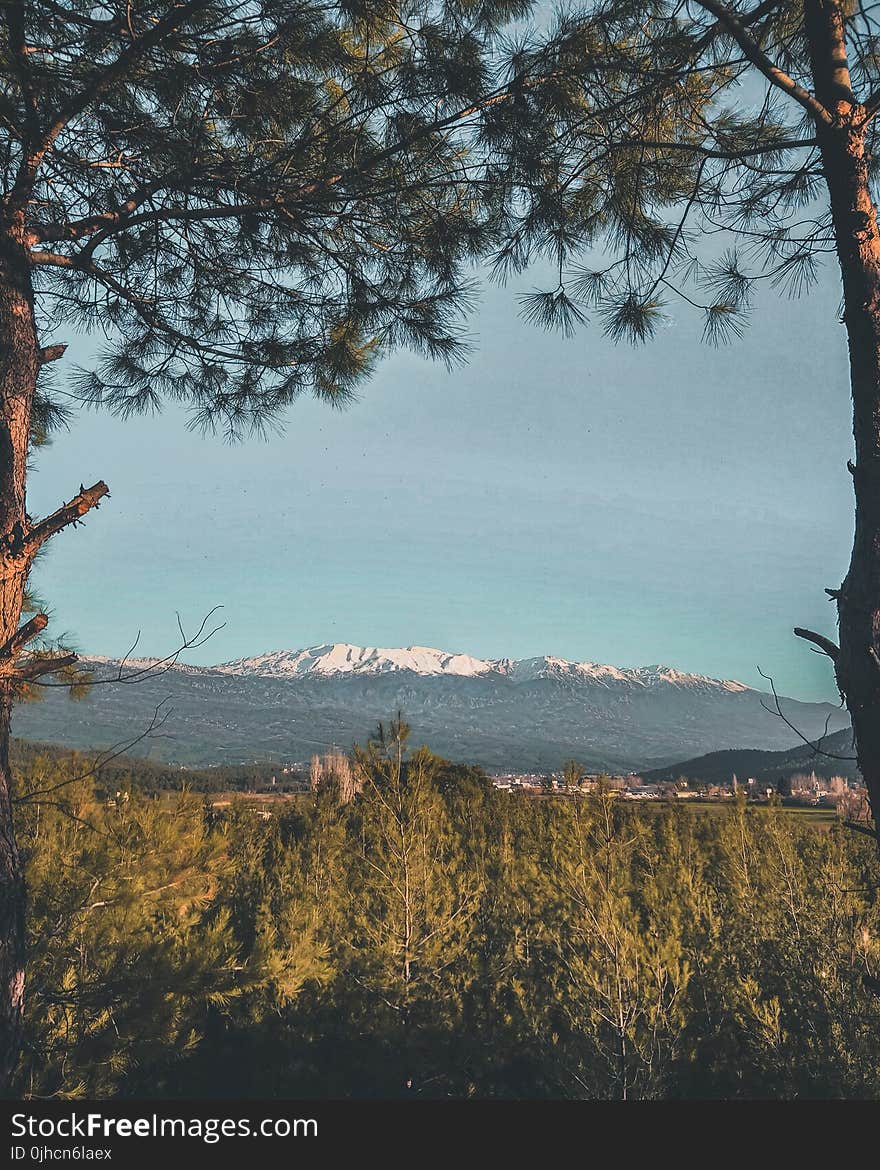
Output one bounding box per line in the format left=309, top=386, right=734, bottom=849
left=200, top=789, right=845, bottom=829
left=623, top=799, right=840, bottom=829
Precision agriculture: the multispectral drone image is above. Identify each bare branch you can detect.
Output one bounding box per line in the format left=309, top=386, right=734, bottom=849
left=13, top=700, right=174, bottom=803
left=793, top=625, right=840, bottom=661
left=33, top=606, right=225, bottom=690
left=614, top=136, right=818, bottom=160
left=17, top=481, right=109, bottom=557
left=38, top=343, right=67, bottom=364
left=757, top=666, right=856, bottom=760
left=0, top=614, right=48, bottom=659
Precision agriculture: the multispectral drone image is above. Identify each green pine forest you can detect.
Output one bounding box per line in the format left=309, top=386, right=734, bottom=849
left=14, top=719, right=880, bottom=1100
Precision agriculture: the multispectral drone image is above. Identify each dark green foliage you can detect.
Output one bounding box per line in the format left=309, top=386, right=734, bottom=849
left=645, top=729, right=860, bottom=787
left=15, top=0, right=847, bottom=434
left=13, top=732, right=880, bottom=1099
left=477, top=2, right=860, bottom=343
left=9, top=738, right=309, bottom=794
left=10, top=0, right=542, bottom=438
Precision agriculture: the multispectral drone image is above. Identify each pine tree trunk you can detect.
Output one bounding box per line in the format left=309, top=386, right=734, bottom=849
left=800, top=1, right=880, bottom=832
left=0, top=699, right=24, bottom=1089
left=828, top=144, right=880, bottom=828
left=0, top=209, right=40, bottom=1086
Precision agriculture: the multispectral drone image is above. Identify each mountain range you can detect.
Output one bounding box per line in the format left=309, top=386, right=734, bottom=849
left=211, top=643, right=752, bottom=690
left=13, top=642, right=851, bottom=771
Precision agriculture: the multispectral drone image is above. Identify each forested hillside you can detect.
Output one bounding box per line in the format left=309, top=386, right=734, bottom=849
left=645, top=729, right=859, bottom=786
left=9, top=739, right=306, bottom=794
left=14, top=722, right=880, bottom=1100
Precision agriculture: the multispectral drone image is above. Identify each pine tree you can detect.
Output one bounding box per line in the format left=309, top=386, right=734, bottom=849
left=478, top=0, right=880, bottom=838
left=17, top=744, right=880, bottom=1097
left=702, top=797, right=880, bottom=1096
left=17, top=773, right=240, bottom=1097
left=345, top=720, right=483, bottom=1093
left=0, top=0, right=533, bottom=1082
left=538, top=796, right=694, bottom=1099
left=561, top=759, right=586, bottom=789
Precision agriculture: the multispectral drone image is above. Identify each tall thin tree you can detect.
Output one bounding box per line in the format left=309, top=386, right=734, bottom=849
left=481, top=0, right=880, bottom=835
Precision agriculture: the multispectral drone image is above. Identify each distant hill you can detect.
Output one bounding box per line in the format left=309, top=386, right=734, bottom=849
left=9, top=738, right=307, bottom=794
left=10, top=642, right=850, bottom=771
left=643, top=727, right=859, bottom=786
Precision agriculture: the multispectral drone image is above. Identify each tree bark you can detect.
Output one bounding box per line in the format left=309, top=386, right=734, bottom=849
left=0, top=697, right=24, bottom=1089
left=0, top=208, right=38, bottom=1086
left=805, top=1, right=880, bottom=832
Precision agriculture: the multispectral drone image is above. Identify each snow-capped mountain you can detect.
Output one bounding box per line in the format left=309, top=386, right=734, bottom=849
left=14, top=640, right=849, bottom=771
left=215, top=643, right=751, bottom=692
left=215, top=643, right=500, bottom=679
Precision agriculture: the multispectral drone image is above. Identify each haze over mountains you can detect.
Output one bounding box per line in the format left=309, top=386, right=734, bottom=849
left=15, top=642, right=850, bottom=771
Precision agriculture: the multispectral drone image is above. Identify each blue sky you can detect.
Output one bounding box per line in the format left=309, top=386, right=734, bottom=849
left=29, top=258, right=854, bottom=702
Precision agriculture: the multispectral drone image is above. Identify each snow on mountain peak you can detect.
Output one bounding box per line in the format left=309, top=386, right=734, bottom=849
left=631, top=665, right=750, bottom=692
left=213, top=643, right=750, bottom=691
left=215, top=643, right=496, bottom=679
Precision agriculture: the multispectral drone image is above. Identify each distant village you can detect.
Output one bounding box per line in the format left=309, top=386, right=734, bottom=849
left=224, top=756, right=870, bottom=824
left=489, top=769, right=869, bottom=817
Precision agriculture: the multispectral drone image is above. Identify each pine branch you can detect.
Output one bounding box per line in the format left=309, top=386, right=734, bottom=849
left=28, top=179, right=170, bottom=245
left=611, top=136, right=818, bottom=160
left=7, top=0, right=214, bottom=207
left=692, top=0, right=834, bottom=124
left=15, top=653, right=78, bottom=681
